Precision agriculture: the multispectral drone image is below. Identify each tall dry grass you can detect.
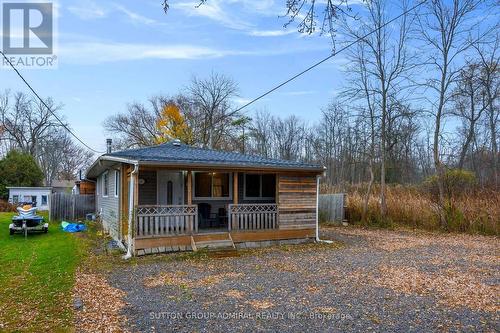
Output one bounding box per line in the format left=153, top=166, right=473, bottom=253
left=324, top=184, right=499, bottom=235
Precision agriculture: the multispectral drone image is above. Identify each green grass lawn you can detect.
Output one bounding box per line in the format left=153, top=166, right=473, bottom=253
left=0, top=212, right=87, bottom=331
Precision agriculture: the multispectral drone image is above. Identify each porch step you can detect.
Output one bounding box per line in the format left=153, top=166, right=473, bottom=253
left=192, top=233, right=235, bottom=250
left=195, top=239, right=235, bottom=250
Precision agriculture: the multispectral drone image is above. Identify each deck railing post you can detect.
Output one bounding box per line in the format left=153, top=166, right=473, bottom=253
left=228, top=204, right=232, bottom=231
left=194, top=206, right=198, bottom=233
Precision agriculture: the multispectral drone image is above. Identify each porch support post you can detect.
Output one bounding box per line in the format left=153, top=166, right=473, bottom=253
left=187, top=171, right=192, bottom=205
left=231, top=172, right=238, bottom=231
left=120, top=164, right=129, bottom=241
left=187, top=170, right=194, bottom=233
left=233, top=172, right=238, bottom=204
left=123, top=163, right=138, bottom=259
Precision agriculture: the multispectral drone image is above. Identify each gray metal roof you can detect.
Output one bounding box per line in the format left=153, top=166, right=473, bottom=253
left=103, top=141, right=324, bottom=172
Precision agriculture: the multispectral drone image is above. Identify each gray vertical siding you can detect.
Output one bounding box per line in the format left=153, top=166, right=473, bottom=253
left=138, top=170, right=157, bottom=205
left=96, top=169, right=120, bottom=240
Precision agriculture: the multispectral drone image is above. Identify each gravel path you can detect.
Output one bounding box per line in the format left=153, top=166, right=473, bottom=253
left=107, top=227, right=499, bottom=332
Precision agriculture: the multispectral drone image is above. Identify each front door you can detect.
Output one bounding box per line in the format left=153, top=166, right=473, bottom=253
left=157, top=171, right=184, bottom=205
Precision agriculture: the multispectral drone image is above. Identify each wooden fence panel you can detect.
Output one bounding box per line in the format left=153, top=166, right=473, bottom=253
left=49, top=193, right=95, bottom=221
left=319, top=193, right=345, bottom=224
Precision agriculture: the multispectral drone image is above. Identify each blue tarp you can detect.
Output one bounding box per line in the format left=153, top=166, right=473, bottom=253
left=61, top=221, right=87, bottom=233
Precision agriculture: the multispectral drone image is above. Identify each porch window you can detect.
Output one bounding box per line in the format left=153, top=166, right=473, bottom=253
left=194, top=172, right=230, bottom=198
left=114, top=171, right=119, bottom=197
left=12, top=195, right=19, bottom=204
left=245, top=174, right=276, bottom=199
left=103, top=171, right=109, bottom=197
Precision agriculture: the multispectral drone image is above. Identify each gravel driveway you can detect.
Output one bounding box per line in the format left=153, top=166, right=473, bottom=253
left=107, top=227, right=499, bottom=332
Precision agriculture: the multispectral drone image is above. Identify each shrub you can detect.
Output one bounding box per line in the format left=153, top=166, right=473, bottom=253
left=0, top=200, right=17, bottom=212
left=424, top=169, right=476, bottom=202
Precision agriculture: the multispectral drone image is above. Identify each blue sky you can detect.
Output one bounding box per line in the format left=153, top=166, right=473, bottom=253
left=2, top=0, right=354, bottom=152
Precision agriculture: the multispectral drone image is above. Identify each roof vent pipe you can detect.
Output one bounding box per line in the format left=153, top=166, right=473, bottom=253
left=106, top=138, right=112, bottom=154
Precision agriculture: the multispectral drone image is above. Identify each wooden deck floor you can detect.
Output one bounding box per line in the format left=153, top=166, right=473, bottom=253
left=134, top=228, right=315, bottom=252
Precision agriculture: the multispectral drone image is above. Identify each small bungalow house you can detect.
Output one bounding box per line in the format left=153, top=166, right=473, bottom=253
left=85, top=140, right=324, bottom=256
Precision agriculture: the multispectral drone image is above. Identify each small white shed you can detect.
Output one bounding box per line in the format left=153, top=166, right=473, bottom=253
left=7, top=187, right=52, bottom=211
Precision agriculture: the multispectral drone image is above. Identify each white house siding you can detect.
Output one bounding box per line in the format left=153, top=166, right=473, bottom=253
left=96, top=170, right=120, bottom=240
left=8, top=187, right=52, bottom=211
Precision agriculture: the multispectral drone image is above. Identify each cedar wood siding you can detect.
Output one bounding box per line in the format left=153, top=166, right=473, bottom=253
left=278, top=174, right=317, bottom=230
left=96, top=170, right=120, bottom=240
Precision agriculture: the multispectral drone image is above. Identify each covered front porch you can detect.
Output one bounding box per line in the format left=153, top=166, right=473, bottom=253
left=120, top=166, right=317, bottom=253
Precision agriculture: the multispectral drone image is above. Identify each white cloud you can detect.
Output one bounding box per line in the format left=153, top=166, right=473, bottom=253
left=67, top=2, right=106, bottom=20
left=281, top=90, right=317, bottom=96
left=56, top=37, right=331, bottom=65
left=249, top=29, right=295, bottom=37
left=233, top=97, right=252, bottom=106
left=58, top=42, right=233, bottom=64
left=173, top=1, right=253, bottom=30
left=113, top=4, right=162, bottom=26
left=67, top=2, right=162, bottom=27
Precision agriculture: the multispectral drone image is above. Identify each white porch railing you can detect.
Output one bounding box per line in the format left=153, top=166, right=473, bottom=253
left=228, top=204, right=278, bottom=231
left=136, top=205, right=198, bottom=238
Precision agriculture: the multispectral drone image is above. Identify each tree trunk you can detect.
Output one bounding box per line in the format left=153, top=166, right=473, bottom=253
left=434, top=85, right=447, bottom=229
left=380, top=89, right=387, bottom=218
left=362, top=159, right=375, bottom=223
left=458, top=122, right=475, bottom=170
left=488, top=95, right=499, bottom=189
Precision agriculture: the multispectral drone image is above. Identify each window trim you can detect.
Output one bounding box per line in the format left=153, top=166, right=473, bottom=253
left=243, top=173, right=276, bottom=200
left=114, top=170, right=119, bottom=197
left=102, top=171, right=109, bottom=198
left=192, top=171, right=233, bottom=200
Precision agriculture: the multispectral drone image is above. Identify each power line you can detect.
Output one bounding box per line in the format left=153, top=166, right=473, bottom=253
left=233, top=0, right=428, bottom=113
left=0, top=50, right=105, bottom=153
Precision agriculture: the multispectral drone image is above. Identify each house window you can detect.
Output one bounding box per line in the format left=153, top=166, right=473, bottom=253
left=245, top=174, right=276, bottom=199
left=41, top=195, right=48, bottom=206
left=114, top=171, right=119, bottom=197
left=12, top=195, right=19, bottom=204
left=194, top=172, right=230, bottom=198
left=103, top=172, right=109, bottom=197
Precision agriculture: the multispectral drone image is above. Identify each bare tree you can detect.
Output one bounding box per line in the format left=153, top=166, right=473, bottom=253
left=187, top=72, right=239, bottom=149
left=0, top=91, right=62, bottom=156
left=37, top=130, right=94, bottom=184
left=341, top=0, right=415, bottom=217
left=104, top=73, right=239, bottom=150
left=473, top=35, right=499, bottom=187
left=103, top=96, right=166, bottom=149
left=248, top=110, right=274, bottom=158
left=271, top=115, right=306, bottom=160
left=452, top=63, right=489, bottom=169
left=418, top=0, right=486, bottom=226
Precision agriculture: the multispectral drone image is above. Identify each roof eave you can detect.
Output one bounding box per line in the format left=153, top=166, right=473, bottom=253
left=137, top=160, right=325, bottom=173
left=85, top=155, right=139, bottom=179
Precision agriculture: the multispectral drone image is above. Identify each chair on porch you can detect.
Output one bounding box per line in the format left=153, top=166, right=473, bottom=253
left=198, top=203, right=218, bottom=228
left=217, top=207, right=228, bottom=228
